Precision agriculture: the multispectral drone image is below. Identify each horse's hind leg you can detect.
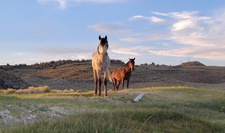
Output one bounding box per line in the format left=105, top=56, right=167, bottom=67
left=96, top=70, right=101, bottom=96
left=103, top=71, right=108, bottom=96
left=93, top=69, right=97, bottom=95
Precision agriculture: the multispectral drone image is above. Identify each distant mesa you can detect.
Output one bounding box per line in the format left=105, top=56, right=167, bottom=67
left=180, top=61, right=206, bottom=67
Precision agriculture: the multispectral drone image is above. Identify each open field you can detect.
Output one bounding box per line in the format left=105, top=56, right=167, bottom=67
left=1, top=61, right=225, bottom=132
left=1, top=86, right=225, bottom=132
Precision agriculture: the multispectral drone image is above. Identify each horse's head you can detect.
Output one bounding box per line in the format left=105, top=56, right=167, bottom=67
left=98, top=35, right=108, bottom=55
left=128, top=58, right=135, bottom=71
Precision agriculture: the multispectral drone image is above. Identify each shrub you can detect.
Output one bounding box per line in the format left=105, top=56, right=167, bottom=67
left=27, top=86, right=51, bottom=94
left=38, top=86, right=51, bottom=93
left=5, top=88, right=16, bottom=94
left=69, top=89, right=74, bottom=92
left=12, top=86, right=52, bottom=94
left=15, top=89, right=28, bottom=94
left=63, top=89, right=69, bottom=93
left=52, top=65, right=56, bottom=69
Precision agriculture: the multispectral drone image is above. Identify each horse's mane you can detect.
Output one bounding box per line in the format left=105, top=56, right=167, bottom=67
left=122, top=61, right=130, bottom=68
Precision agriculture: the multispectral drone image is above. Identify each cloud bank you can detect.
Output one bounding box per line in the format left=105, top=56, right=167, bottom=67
left=122, top=11, right=225, bottom=61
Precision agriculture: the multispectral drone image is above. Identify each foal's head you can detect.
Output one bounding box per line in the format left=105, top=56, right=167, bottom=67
left=98, top=35, right=108, bottom=55
left=128, top=58, right=135, bottom=71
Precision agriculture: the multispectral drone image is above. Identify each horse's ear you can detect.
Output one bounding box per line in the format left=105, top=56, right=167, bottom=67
left=99, top=35, right=101, bottom=40
left=105, top=35, right=107, bottom=40
left=134, top=57, right=135, bottom=60
left=129, top=58, right=131, bottom=61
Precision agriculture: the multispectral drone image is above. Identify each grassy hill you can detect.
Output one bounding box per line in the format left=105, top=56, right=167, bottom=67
left=1, top=86, right=225, bottom=132
left=2, top=59, right=225, bottom=91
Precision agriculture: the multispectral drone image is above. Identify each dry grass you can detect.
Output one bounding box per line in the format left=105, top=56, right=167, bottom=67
left=1, top=86, right=78, bottom=96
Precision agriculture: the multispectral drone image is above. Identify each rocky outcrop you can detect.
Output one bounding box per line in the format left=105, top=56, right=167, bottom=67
left=0, top=69, right=30, bottom=89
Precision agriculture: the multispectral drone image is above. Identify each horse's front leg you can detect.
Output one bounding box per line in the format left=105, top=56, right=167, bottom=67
left=103, top=70, right=108, bottom=96
left=96, top=70, right=101, bottom=96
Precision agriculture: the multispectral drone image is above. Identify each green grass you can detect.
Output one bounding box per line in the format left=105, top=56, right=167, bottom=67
left=1, top=87, right=225, bottom=133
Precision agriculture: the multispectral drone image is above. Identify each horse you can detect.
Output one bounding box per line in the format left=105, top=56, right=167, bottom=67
left=92, top=35, right=112, bottom=96
left=112, top=58, right=135, bottom=91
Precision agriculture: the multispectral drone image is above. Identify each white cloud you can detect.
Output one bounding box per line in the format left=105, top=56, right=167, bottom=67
left=148, top=46, right=225, bottom=60
left=109, top=45, right=151, bottom=56
left=129, top=15, right=148, bottom=21
left=110, top=46, right=151, bottom=56
left=37, top=0, right=66, bottom=9
left=150, top=16, right=165, bottom=23
left=148, top=11, right=225, bottom=60
left=152, top=11, right=198, bottom=19
left=119, top=38, right=138, bottom=43
left=110, top=48, right=140, bottom=56
left=129, top=15, right=165, bottom=23
left=125, top=11, right=225, bottom=61
left=152, top=12, right=170, bottom=16
left=88, top=23, right=129, bottom=33
left=172, top=19, right=194, bottom=31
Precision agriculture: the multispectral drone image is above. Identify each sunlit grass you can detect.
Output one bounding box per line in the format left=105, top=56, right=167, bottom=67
left=1, top=86, right=225, bottom=132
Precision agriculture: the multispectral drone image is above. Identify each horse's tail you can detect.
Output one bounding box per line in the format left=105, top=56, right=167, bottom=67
left=108, top=70, right=113, bottom=83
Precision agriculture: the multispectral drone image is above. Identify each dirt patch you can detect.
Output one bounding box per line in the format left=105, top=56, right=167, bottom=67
left=0, top=104, right=72, bottom=128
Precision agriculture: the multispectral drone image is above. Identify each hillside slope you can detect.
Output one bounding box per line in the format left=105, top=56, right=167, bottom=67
left=2, top=60, right=225, bottom=90
left=0, top=69, right=30, bottom=89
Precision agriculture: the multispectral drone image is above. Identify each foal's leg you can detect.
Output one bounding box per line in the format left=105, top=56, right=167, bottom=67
left=121, top=79, right=124, bottom=90
left=113, top=78, right=116, bottom=91
left=96, top=70, right=101, bottom=96
left=103, top=71, right=108, bottom=96
left=127, top=78, right=130, bottom=89
left=93, top=69, right=97, bottom=95
left=116, top=81, right=120, bottom=91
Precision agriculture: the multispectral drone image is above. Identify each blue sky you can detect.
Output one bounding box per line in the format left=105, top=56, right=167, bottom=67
left=1, top=0, right=225, bottom=66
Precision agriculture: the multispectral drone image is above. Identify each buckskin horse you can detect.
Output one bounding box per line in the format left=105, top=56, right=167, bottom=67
left=92, top=35, right=112, bottom=96
left=112, top=58, right=135, bottom=91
